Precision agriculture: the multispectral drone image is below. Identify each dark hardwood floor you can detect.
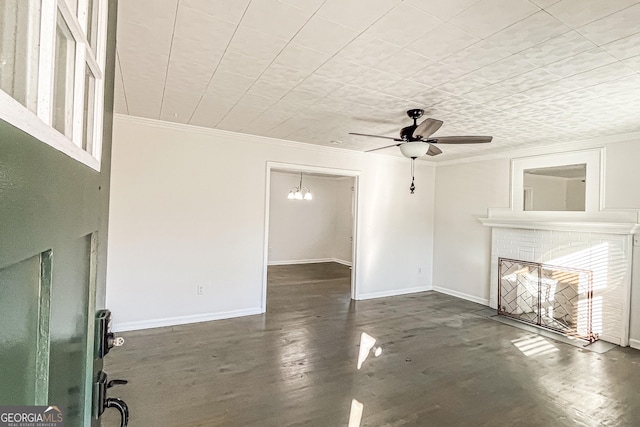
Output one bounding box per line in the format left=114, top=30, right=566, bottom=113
left=103, top=262, right=640, bottom=426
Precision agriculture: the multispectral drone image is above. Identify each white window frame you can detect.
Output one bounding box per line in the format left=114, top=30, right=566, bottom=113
left=0, top=0, right=108, bottom=171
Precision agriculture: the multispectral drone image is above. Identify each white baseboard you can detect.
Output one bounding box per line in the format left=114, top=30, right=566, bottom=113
left=629, top=338, right=640, bottom=350
left=112, top=307, right=263, bottom=332
left=357, top=285, right=433, bottom=300
left=268, top=258, right=332, bottom=266
left=432, top=286, right=489, bottom=306
left=268, top=258, right=352, bottom=266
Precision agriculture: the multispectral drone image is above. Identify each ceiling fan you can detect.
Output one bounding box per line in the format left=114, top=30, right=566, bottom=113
left=350, top=109, right=492, bottom=194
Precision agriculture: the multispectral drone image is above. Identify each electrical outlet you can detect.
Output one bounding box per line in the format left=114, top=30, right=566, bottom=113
left=197, top=285, right=205, bottom=295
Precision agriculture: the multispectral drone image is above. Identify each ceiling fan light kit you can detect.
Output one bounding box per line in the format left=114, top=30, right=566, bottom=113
left=349, top=108, right=493, bottom=193
left=399, top=141, right=429, bottom=158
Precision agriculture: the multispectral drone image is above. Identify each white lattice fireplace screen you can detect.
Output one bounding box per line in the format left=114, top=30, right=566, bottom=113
left=498, top=257, right=598, bottom=343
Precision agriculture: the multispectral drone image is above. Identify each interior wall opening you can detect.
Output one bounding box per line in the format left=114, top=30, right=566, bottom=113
left=263, top=165, right=359, bottom=312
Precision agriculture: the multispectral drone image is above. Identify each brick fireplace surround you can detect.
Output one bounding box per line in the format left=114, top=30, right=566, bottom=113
left=480, top=218, right=639, bottom=346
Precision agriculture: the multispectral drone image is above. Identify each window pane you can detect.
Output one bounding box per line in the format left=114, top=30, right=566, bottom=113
left=86, top=0, right=99, bottom=51
left=82, top=66, right=95, bottom=153
left=65, top=0, right=78, bottom=16
left=52, top=12, right=76, bottom=139
left=0, top=0, right=40, bottom=112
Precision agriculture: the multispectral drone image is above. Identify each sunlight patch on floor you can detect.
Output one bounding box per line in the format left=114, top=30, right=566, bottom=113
left=511, top=334, right=559, bottom=357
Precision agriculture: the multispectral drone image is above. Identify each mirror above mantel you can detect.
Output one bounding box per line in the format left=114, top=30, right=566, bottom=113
left=512, top=149, right=602, bottom=216
left=480, top=147, right=640, bottom=228
left=523, top=163, right=586, bottom=211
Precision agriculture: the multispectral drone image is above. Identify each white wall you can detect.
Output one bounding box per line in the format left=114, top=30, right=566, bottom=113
left=268, top=172, right=353, bottom=265
left=431, top=158, right=511, bottom=304
left=334, top=177, right=354, bottom=263
left=432, top=138, right=640, bottom=345
left=604, top=139, right=640, bottom=348
left=603, top=140, right=640, bottom=209
left=106, top=116, right=435, bottom=331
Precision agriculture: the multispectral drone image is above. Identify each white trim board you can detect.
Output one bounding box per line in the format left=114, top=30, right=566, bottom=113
left=630, top=339, right=640, bottom=350
left=432, top=286, right=490, bottom=306
left=268, top=258, right=352, bottom=266
left=1, top=91, right=100, bottom=170
left=357, top=285, right=432, bottom=300
left=112, top=307, right=262, bottom=332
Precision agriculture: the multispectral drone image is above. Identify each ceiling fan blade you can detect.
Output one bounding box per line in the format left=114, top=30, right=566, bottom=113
left=426, top=144, right=442, bottom=156
left=413, top=118, right=443, bottom=139
left=430, top=136, right=493, bottom=144
left=365, top=143, right=402, bottom=153
left=349, top=132, right=402, bottom=141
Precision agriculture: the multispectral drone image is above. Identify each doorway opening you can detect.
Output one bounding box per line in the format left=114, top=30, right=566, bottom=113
left=262, top=163, right=360, bottom=311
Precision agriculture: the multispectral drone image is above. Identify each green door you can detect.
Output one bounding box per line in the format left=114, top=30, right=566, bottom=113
left=0, top=1, right=116, bottom=424
left=0, top=121, right=103, bottom=427
left=0, top=251, right=51, bottom=405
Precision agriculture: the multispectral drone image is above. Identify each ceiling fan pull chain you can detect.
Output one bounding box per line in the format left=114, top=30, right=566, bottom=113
left=410, top=158, right=416, bottom=194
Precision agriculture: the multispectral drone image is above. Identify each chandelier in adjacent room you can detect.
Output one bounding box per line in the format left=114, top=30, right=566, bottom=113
left=287, top=172, right=312, bottom=200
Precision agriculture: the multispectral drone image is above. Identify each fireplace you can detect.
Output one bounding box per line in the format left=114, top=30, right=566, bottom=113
left=479, top=148, right=639, bottom=346
left=498, top=257, right=597, bottom=342
left=480, top=220, right=637, bottom=346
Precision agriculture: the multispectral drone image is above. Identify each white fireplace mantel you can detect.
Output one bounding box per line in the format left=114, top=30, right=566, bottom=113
left=480, top=204, right=640, bottom=235
left=479, top=217, right=640, bottom=235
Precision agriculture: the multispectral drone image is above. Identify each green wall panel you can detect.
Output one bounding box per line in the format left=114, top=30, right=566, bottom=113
left=0, top=254, right=40, bottom=404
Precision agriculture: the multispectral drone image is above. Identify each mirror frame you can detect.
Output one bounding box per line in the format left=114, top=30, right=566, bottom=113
left=511, top=148, right=602, bottom=214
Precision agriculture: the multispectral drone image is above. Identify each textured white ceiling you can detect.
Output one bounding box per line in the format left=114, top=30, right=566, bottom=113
left=114, top=0, right=640, bottom=161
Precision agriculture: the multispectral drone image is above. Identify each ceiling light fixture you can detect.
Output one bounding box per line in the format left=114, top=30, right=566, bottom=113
left=287, top=172, right=312, bottom=200
left=400, top=141, right=429, bottom=195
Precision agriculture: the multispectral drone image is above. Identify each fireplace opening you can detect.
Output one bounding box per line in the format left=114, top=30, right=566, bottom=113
left=498, top=257, right=598, bottom=343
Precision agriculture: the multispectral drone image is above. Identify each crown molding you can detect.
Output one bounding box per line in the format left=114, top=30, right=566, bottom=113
left=113, top=114, right=639, bottom=168
left=113, top=114, right=436, bottom=167
left=114, top=114, right=357, bottom=156
left=114, top=114, right=438, bottom=167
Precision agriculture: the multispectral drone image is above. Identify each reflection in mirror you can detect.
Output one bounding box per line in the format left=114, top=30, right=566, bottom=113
left=523, top=164, right=586, bottom=211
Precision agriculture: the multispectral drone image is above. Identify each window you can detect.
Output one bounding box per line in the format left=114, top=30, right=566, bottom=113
left=82, top=65, right=95, bottom=152
left=53, top=11, right=76, bottom=138
left=85, top=0, right=99, bottom=51
left=0, top=0, right=108, bottom=170
left=0, top=0, right=40, bottom=112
